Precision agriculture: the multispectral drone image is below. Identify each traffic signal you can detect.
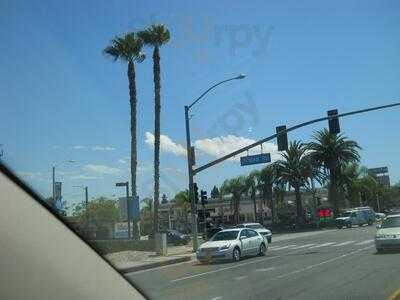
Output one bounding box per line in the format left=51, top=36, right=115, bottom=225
left=276, top=125, right=288, bottom=151
left=193, top=183, right=199, bottom=204
left=200, top=190, right=208, bottom=206
left=327, top=109, right=340, bottom=134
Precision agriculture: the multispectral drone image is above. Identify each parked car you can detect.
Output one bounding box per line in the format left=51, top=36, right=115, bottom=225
left=196, top=228, right=267, bottom=263
left=375, top=214, right=400, bottom=253
left=237, top=223, right=272, bottom=243
left=166, top=230, right=190, bottom=245
left=354, top=207, right=375, bottom=225
left=335, top=210, right=367, bottom=229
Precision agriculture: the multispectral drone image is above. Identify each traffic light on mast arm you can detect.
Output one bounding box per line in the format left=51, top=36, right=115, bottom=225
left=193, top=183, right=199, bottom=204
left=327, top=109, right=340, bottom=134
left=276, top=125, right=288, bottom=151
left=201, top=190, right=208, bottom=206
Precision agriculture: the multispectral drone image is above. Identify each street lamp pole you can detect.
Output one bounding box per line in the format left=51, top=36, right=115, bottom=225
left=184, top=74, right=246, bottom=252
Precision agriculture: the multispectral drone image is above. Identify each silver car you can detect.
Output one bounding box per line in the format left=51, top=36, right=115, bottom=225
left=375, top=214, right=400, bottom=253
left=238, top=223, right=272, bottom=243
left=196, top=228, right=268, bottom=263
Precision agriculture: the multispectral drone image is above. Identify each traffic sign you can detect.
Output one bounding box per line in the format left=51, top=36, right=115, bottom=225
left=240, top=153, right=271, bottom=166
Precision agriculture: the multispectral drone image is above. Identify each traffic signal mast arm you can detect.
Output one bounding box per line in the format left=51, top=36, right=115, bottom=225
left=193, top=101, right=400, bottom=175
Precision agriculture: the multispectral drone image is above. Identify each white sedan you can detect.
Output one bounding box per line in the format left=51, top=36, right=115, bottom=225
left=375, top=214, right=400, bottom=253
left=238, top=223, right=272, bottom=243
left=196, top=228, right=268, bottom=263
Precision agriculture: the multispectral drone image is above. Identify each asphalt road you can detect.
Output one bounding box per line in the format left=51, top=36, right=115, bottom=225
left=126, top=226, right=400, bottom=300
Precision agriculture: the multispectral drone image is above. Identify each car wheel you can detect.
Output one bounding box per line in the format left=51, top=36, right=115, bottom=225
left=267, top=237, right=272, bottom=244
left=377, top=248, right=384, bottom=254
left=346, top=223, right=351, bottom=228
left=368, top=220, right=373, bottom=226
left=258, top=243, right=266, bottom=256
left=337, top=225, right=343, bottom=229
left=232, top=247, right=241, bottom=262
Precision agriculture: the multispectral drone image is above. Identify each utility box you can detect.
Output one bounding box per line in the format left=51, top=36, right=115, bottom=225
left=155, top=233, right=167, bottom=256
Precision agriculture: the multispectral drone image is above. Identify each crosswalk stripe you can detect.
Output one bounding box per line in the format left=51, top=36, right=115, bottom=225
left=354, top=239, right=374, bottom=245
left=333, top=241, right=355, bottom=247
left=309, top=242, right=335, bottom=249
left=290, top=243, right=315, bottom=250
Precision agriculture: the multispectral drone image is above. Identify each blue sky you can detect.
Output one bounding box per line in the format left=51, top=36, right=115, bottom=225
left=1, top=0, right=399, bottom=210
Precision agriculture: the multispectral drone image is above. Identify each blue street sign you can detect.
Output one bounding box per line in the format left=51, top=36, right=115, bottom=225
left=131, top=196, right=140, bottom=219
left=240, top=153, right=271, bottom=166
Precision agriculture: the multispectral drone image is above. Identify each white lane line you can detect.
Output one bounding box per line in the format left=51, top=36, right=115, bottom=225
left=269, top=245, right=296, bottom=251
left=309, top=242, right=335, bottom=249
left=170, top=256, right=280, bottom=283
left=332, top=241, right=355, bottom=247
left=254, top=267, right=275, bottom=272
left=211, top=297, right=223, bottom=300
left=234, top=275, right=248, bottom=281
left=290, top=243, right=315, bottom=250
left=275, top=245, right=374, bottom=280
left=354, top=239, right=374, bottom=245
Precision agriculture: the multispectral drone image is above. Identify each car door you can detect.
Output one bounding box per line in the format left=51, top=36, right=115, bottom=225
left=239, top=229, right=251, bottom=255
left=247, top=229, right=260, bottom=254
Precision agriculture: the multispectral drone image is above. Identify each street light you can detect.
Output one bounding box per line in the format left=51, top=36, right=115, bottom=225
left=184, top=74, right=246, bottom=251
left=52, top=160, right=75, bottom=205
left=116, top=182, right=130, bottom=239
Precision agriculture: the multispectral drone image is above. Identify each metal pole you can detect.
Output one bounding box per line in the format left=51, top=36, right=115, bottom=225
left=126, top=182, right=131, bottom=239
left=52, top=166, right=55, bottom=203
left=376, top=193, right=381, bottom=213
left=85, top=186, right=89, bottom=228
left=185, top=105, right=198, bottom=251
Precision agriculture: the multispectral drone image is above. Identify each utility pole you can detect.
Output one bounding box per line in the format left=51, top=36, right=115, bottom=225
left=85, top=186, right=89, bottom=227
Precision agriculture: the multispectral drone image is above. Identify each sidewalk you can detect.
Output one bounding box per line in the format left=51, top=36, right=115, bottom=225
left=106, top=244, right=195, bottom=274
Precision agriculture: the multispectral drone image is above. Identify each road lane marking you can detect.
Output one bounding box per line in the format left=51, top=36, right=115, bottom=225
left=355, top=239, right=374, bottom=245
left=254, top=267, right=275, bottom=272
left=309, top=242, right=335, bottom=248
left=275, top=245, right=374, bottom=280
left=332, top=241, right=355, bottom=247
left=269, top=245, right=296, bottom=251
left=211, top=297, right=223, bottom=300
left=234, top=275, right=248, bottom=280
left=290, top=243, right=315, bottom=250
left=170, top=256, right=280, bottom=283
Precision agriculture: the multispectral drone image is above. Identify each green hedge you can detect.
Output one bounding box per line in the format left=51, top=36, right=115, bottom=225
left=89, top=239, right=154, bottom=254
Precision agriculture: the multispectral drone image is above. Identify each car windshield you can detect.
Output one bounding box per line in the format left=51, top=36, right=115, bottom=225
left=211, top=231, right=239, bottom=241
left=246, top=224, right=264, bottom=229
left=2, top=2, right=400, bottom=300
left=381, top=217, right=400, bottom=229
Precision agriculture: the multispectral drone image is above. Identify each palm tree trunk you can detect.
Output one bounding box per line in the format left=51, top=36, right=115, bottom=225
left=252, top=190, right=257, bottom=222
left=329, top=168, right=339, bottom=217
left=294, top=185, right=303, bottom=224
left=153, top=46, right=161, bottom=234
left=128, top=60, right=139, bottom=239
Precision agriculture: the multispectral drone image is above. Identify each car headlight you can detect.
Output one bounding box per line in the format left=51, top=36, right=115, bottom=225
left=219, top=244, right=231, bottom=251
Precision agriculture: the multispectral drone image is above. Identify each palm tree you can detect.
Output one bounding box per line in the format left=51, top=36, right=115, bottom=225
left=245, top=170, right=260, bottom=222
left=172, top=190, right=190, bottom=232
left=224, top=176, right=247, bottom=224
left=103, top=32, right=145, bottom=239
left=276, top=141, right=310, bottom=224
left=258, top=165, right=276, bottom=223
left=138, top=24, right=170, bottom=234
left=307, top=129, right=361, bottom=216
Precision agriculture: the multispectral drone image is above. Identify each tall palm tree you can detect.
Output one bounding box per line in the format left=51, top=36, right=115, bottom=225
left=258, top=164, right=276, bottom=223
left=245, top=170, right=260, bottom=222
left=138, top=24, right=170, bottom=234
left=307, top=129, right=361, bottom=216
left=276, top=141, right=310, bottom=224
left=224, top=176, right=247, bottom=224
left=103, top=32, right=145, bottom=239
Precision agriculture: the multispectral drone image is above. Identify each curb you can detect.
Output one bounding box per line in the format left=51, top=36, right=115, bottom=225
left=119, top=256, right=192, bottom=273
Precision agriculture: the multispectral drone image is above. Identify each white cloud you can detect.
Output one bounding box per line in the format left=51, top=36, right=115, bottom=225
left=118, top=159, right=127, bottom=164
left=17, top=171, right=43, bottom=180
left=145, top=132, right=186, bottom=156
left=70, top=174, right=100, bottom=180
left=83, top=164, right=120, bottom=175
left=91, top=146, right=116, bottom=151
left=72, top=145, right=86, bottom=150
left=194, top=135, right=280, bottom=162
